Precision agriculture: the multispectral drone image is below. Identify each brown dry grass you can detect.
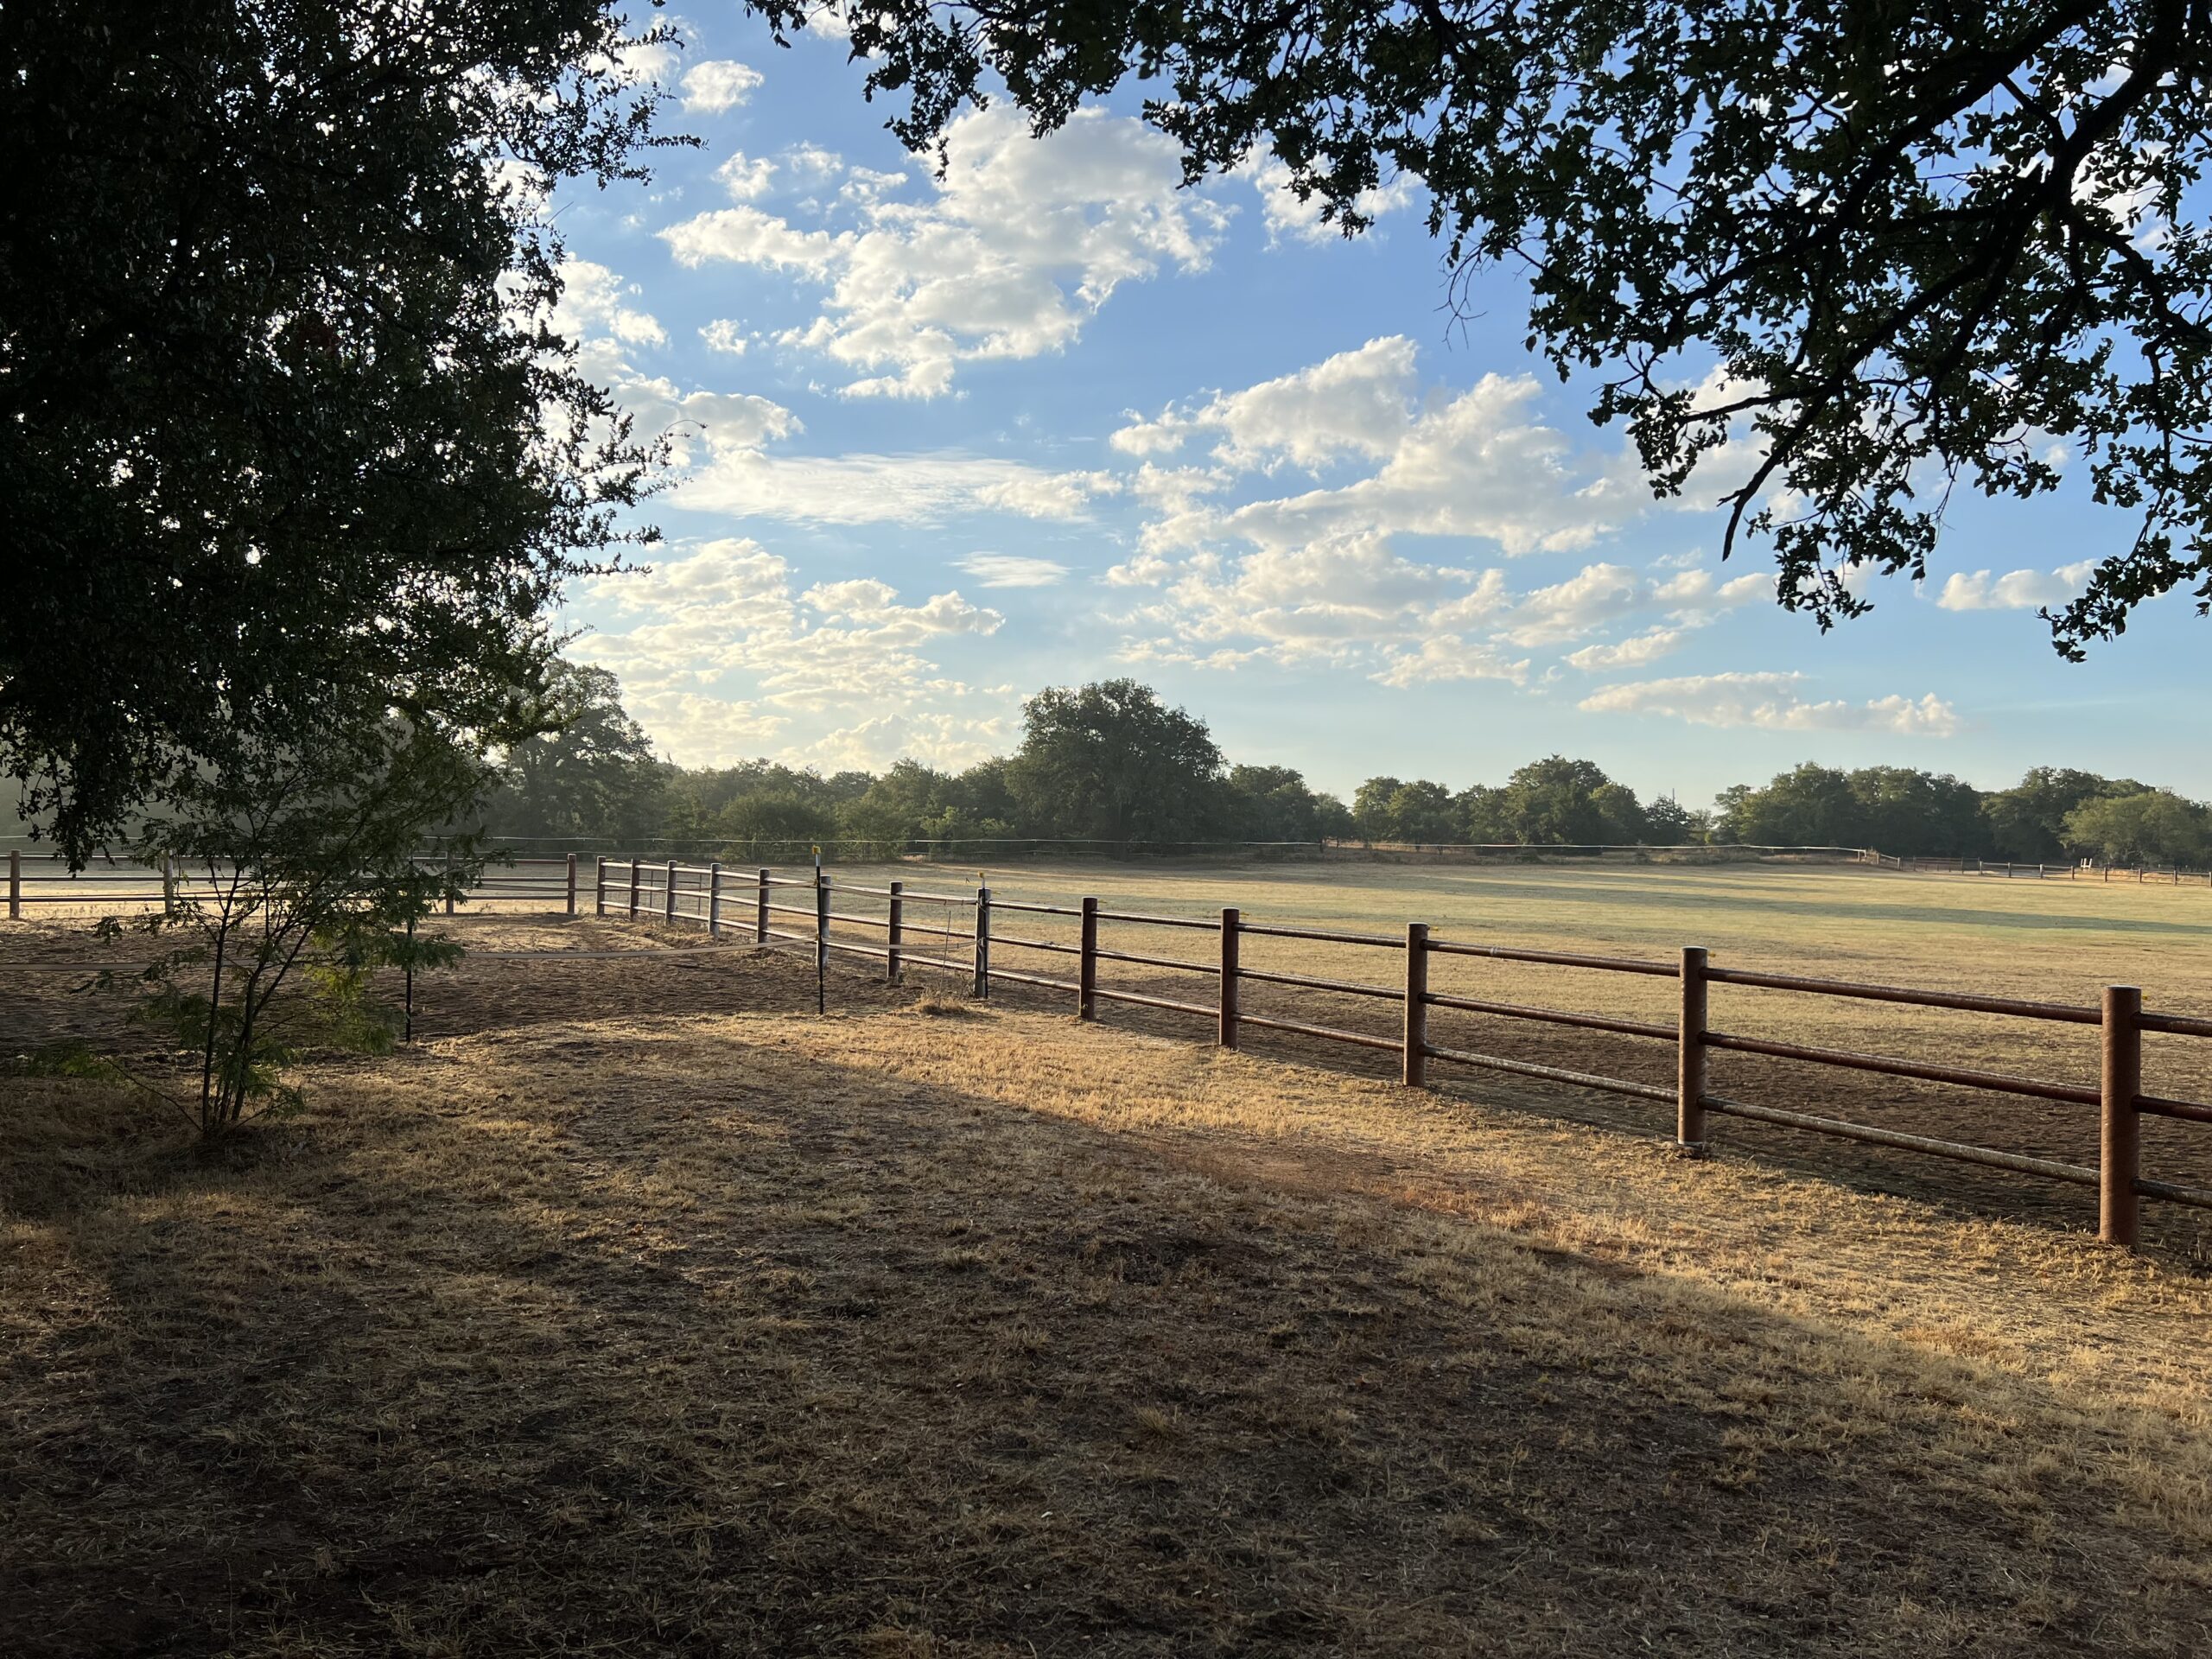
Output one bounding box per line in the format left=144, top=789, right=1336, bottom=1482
left=5, top=916, right=2212, bottom=1655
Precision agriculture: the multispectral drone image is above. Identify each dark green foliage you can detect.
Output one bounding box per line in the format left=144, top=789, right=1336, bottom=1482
left=807, top=0, right=2212, bottom=653
left=0, top=0, right=676, bottom=861
left=1982, top=767, right=2152, bottom=861
left=1004, top=680, right=1226, bottom=842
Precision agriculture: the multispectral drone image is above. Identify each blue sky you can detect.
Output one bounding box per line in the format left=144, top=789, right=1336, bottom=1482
left=545, top=10, right=2208, bottom=809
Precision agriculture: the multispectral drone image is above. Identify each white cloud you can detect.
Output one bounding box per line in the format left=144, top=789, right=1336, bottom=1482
left=571, top=540, right=1015, bottom=769
left=658, top=105, right=1231, bottom=398
left=1111, top=336, right=1417, bottom=472
left=698, top=319, right=748, bottom=355
left=1933, top=561, right=2095, bottom=611
left=1371, top=637, right=1531, bottom=689
left=714, top=151, right=776, bottom=200
left=676, top=450, right=1116, bottom=525
left=1578, top=672, right=1962, bottom=735
left=682, top=60, right=765, bottom=114
left=1242, top=154, right=1421, bottom=245
left=954, top=554, right=1072, bottom=588
left=553, top=259, right=666, bottom=349
left=1565, top=629, right=1688, bottom=671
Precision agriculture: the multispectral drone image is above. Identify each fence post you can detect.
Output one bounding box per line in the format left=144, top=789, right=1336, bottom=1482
left=887, top=880, right=903, bottom=983
left=162, top=855, right=177, bottom=918
left=708, top=861, right=722, bottom=936
left=8, top=849, right=18, bottom=919
left=973, top=884, right=991, bottom=1000
left=756, top=868, right=771, bottom=943
left=1677, top=946, right=1709, bottom=1154
left=444, top=852, right=456, bottom=915
left=1219, top=907, right=1241, bottom=1048
left=594, top=855, right=606, bottom=916
left=565, top=853, right=578, bottom=916
left=664, top=859, right=678, bottom=926
left=816, top=873, right=831, bottom=974
left=627, top=859, right=639, bottom=919
left=1078, top=895, right=1098, bottom=1020
left=2101, top=985, right=2143, bottom=1249
left=1402, top=922, right=1428, bottom=1087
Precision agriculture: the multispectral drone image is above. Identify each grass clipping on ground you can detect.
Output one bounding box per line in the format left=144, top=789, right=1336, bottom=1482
left=6, top=950, right=2212, bottom=1656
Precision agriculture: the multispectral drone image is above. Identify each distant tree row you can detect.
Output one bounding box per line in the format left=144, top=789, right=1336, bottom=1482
left=480, top=666, right=2212, bottom=868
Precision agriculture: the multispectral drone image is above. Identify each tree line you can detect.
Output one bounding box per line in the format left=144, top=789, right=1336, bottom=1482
left=487, top=667, right=2212, bottom=868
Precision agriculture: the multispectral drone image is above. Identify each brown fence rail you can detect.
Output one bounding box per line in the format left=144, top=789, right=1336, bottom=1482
left=16, top=848, right=2210, bottom=1252
left=565, top=859, right=2212, bottom=1253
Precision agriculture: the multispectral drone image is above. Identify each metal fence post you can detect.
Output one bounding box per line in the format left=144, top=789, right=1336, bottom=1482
left=8, top=849, right=19, bottom=919
left=664, top=859, right=678, bottom=926
left=973, top=884, right=991, bottom=1000
left=816, top=873, right=831, bottom=972
left=1678, top=946, right=1709, bottom=1153
left=2101, top=985, right=2143, bottom=1249
left=1078, top=895, right=1098, bottom=1020
left=756, top=868, right=771, bottom=943
left=627, top=859, right=640, bottom=919
left=887, top=880, right=903, bottom=983
left=708, top=861, right=722, bottom=936
left=1402, top=922, right=1428, bottom=1086
left=566, top=853, right=578, bottom=917
left=1220, top=906, right=1241, bottom=1049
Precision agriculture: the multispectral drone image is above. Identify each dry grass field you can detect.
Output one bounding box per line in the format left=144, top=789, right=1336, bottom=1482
left=6, top=862, right=2212, bottom=1655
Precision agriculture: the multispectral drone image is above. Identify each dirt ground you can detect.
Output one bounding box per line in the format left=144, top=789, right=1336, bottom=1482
left=5, top=915, right=2212, bottom=1656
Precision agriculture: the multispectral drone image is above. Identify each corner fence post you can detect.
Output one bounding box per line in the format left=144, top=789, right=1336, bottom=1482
left=973, top=885, right=991, bottom=1000
left=1677, top=946, right=1709, bottom=1154
left=708, top=861, right=722, bottom=936
left=2101, top=985, right=2143, bottom=1249
left=887, top=880, right=903, bottom=983
left=1220, top=906, right=1241, bottom=1049
left=8, top=849, right=18, bottom=919
left=1402, top=922, right=1428, bottom=1087
left=626, top=859, right=639, bottom=919
left=1078, top=896, right=1098, bottom=1020
left=756, top=868, right=770, bottom=944
left=664, top=859, right=678, bottom=926
left=565, top=852, right=578, bottom=917
left=594, top=855, right=606, bottom=917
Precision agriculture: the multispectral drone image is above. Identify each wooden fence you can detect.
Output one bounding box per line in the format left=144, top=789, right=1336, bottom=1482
left=2, top=851, right=583, bottom=918
left=588, top=858, right=2212, bottom=1252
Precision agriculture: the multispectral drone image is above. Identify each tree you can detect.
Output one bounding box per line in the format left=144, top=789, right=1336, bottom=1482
left=816, top=1, right=2212, bottom=653
left=1496, top=757, right=1647, bottom=845
left=1713, top=764, right=1866, bottom=848
left=1984, top=767, right=2151, bottom=861
left=2063, top=791, right=2212, bottom=868
left=1221, top=765, right=1345, bottom=843
left=484, top=664, right=662, bottom=843
left=1006, top=681, right=1226, bottom=843
left=108, top=717, right=485, bottom=1138
left=1, top=2, right=672, bottom=860
left=1352, top=778, right=1406, bottom=843
left=1845, top=768, right=1987, bottom=859
left=1643, top=796, right=1709, bottom=844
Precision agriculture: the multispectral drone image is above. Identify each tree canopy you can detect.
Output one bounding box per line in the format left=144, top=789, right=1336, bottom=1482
left=798, top=0, right=2212, bottom=653
left=0, top=1, right=674, bottom=859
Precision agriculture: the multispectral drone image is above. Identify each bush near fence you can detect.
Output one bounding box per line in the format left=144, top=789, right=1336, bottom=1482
left=574, top=857, right=2212, bottom=1255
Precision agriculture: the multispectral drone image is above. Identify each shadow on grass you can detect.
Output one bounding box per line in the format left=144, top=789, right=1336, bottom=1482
left=6, top=1015, right=2209, bottom=1656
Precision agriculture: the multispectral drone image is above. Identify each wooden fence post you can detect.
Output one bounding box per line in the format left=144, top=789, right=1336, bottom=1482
left=973, top=884, right=991, bottom=1000
left=594, top=855, right=607, bottom=917
left=887, top=880, right=903, bottom=982
left=1402, top=922, right=1428, bottom=1087
left=1678, top=946, right=1709, bottom=1154
left=566, top=853, right=578, bottom=917
left=1220, top=906, right=1241, bottom=1049
left=664, top=859, right=678, bottom=926
left=1078, top=896, right=1098, bottom=1020
left=756, top=868, right=770, bottom=943
left=708, top=861, right=722, bottom=936
left=627, top=859, right=640, bottom=919
left=8, top=849, right=19, bottom=918
left=2101, top=985, right=2143, bottom=1249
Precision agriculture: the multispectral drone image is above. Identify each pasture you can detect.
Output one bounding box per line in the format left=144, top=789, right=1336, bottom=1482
left=6, top=860, right=2212, bottom=1654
